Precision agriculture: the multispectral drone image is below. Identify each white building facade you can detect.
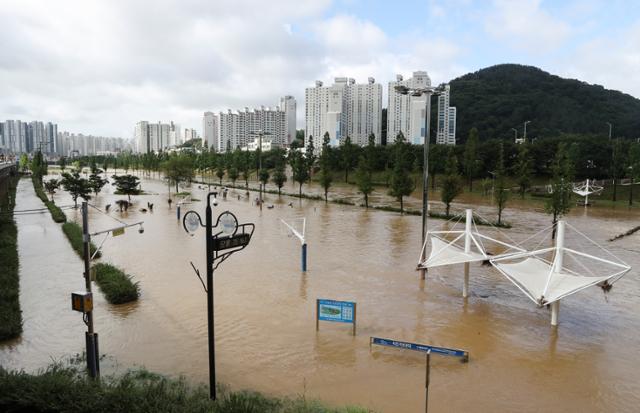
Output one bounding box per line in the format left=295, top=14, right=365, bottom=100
left=305, top=77, right=382, bottom=149
left=387, top=71, right=432, bottom=145
left=279, top=96, right=297, bottom=145
left=202, top=111, right=219, bottom=151
left=135, top=121, right=180, bottom=153
left=436, top=84, right=457, bottom=145
left=218, top=105, right=287, bottom=152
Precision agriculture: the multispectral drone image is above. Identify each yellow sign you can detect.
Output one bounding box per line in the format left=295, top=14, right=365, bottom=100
left=112, top=227, right=125, bottom=237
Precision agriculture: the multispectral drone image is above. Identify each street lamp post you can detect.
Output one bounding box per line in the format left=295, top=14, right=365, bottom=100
left=395, top=83, right=447, bottom=280
left=77, top=201, right=144, bottom=379
left=523, top=120, right=531, bottom=141
left=249, top=130, right=271, bottom=211
left=511, top=128, right=518, bottom=142
left=606, top=122, right=613, bottom=140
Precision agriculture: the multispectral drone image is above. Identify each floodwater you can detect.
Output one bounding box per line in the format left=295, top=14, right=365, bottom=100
left=2, top=174, right=640, bottom=412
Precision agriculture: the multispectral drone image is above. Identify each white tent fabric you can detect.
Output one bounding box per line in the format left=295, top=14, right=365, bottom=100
left=422, top=236, right=488, bottom=268
left=492, top=257, right=612, bottom=305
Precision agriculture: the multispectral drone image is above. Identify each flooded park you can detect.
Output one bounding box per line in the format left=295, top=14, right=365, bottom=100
left=2, top=172, right=640, bottom=412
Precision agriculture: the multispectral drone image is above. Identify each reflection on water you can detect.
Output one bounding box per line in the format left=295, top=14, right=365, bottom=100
left=1, top=174, right=640, bottom=412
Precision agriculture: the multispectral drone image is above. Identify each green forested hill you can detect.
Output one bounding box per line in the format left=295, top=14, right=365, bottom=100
left=448, top=64, right=640, bottom=142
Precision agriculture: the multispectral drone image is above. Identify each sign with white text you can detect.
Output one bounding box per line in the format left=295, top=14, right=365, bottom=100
left=316, top=299, right=357, bottom=335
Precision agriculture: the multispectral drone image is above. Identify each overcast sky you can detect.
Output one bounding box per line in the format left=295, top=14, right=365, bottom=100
left=1, top=0, right=638, bottom=139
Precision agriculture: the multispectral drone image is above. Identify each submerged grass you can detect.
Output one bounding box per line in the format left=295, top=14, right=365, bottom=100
left=92, top=263, right=139, bottom=304
left=31, top=176, right=67, bottom=223
left=0, top=175, right=21, bottom=340
left=62, top=221, right=102, bottom=259
left=0, top=363, right=371, bottom=413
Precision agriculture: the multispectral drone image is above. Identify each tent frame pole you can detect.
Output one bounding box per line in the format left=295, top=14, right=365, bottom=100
left=463, top=209, right=472, bottom=298
left=551, top=221, right=565, bottom=326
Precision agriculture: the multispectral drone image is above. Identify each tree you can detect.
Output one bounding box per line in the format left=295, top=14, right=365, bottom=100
left=388, top=133, right=414, bottom=214
left=240, top=151, right=251, bottom=192
left=627, top=142, right=640, bottom=205
left=216, top=165, right=225, bottom=185
left=494, top=143, right=509, bottom=225
left=61, top=170, right=92, bottom=207
left=228, top=166, right=239, bottom=186
left=513, top=144, right=533, bottom=198
left=306, top=138, right=316, bottom=183
left=88, top=171, right=108, bottom=196
left=318, top=134, right=333, bottom=202
left=545, top=144, right=574, bottom=239
left=59, top=156, right=67, bottom=171
left=463, top=128, right=480, bottom=191
left=289, top=149, right=309, bottom=197
left=111, top=174, right=140, bottom=202
left=19, top=154, right=29, bottom=172
left=355, top=155, right=374, bottom=208
left=162, top=156, right=195, bottom=193
left=258, top=168, right=270, bottom=193
left=272, top=164, right=287, bottom=195
left=341, top=135, right=357, bottom=183
left=31, top=150, right=47, bottom=178
left=440, top=148, right=463, bottom=217
left=610, top=138, right=625, bottom=202
left=44, top=179, right=60, bottom=202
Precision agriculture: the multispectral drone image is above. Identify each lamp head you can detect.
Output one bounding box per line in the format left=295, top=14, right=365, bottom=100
left=138, top=224, right=144, bottom=234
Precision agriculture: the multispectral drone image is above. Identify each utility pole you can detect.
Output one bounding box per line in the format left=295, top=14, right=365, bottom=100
left=511, top=128, right=518, bottom=142
left=524, top=120, right=531, bottom=141
left=607, top=122, right=612, bottom=140
left=82, top=201, right=99, bottom=378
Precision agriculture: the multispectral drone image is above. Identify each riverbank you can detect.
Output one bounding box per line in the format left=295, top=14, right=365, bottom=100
left=0, top=363, right=369, bottom=413
left=0, top=175, right=21, bottom=340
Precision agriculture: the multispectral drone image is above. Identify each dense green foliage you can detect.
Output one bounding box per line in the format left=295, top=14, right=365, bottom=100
left=92, top=263, right=139, bottom=304
left=0, top=364, right=370, bottom=413
left=32, top=176, right=67, bottom=223
left=545, top=143, right=574, bottom=238
left=62, top=221, right=101, bottom=259
left=111, top=174, right=140, bottom=201
left=450, top=64, right=640, bottom=142
left=162, top=156, right=195, bottom=193
left=61, top=170, right=92, bottom=207
left=440, top=148, right=462, bottom=217
left=0, top=176, right=21, bottom=340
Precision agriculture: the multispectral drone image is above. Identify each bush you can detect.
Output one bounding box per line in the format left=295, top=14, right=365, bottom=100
left=0, top=176, right=22, bottom=340
left=0, top=363, right=371, bottom=413
left=32, top=176, right=66, bottom=223
left=62, top=221, right=101, bottom=259
left=92, top=263, right=139, bottom=304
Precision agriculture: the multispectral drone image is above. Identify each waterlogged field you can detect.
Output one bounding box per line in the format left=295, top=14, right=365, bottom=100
left=2, top=173, right=640, bottom=412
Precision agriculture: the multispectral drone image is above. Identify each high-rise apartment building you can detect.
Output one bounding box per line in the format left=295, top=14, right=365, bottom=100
left=218, top=104, right=288, bottom=152
left=0, top=119, right=59, bottom=154
left=387, top=71, right=432, bottom=145
left=279, top=96, right=297, bottom=144
left=436, top=84, right=457, bottom=145
left=202, top=112, right=219, bottom=151
left=134, top=121, right=177, bottom=152
left=305, top=77, right=382, bottom=149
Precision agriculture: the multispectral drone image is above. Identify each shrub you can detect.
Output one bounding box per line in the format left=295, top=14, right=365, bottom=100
left=92, top=263, right=139, bottom=304
left=0, top=176, right=22, bottom=340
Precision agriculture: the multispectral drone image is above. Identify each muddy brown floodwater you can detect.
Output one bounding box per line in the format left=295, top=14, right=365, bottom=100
left=2, top=174, right=640, bottom=412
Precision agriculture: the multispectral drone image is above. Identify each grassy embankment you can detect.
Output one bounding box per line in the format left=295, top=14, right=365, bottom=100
left=91, top=263, right=139, bottom=304
left=0, top=364, right=369, bottom=413
left=31, top=176, right=66, bottom=223
left=0, top=175, right=21, bottom=340
left=33, top=176, right=140, bottom=305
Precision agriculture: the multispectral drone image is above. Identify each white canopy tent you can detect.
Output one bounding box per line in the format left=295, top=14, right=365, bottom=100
left=418, top=209, right=525, bottom=297
left=491, top=221, right=631, bottom=325
left=573, top=179, right=603, bottom=206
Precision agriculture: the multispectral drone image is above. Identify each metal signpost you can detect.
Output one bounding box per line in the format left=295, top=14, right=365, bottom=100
left=183, top=192, right=255, bottom=400
left=316, top=299, right=357, bottom=335
left=370, top=337, right=468, bottom=413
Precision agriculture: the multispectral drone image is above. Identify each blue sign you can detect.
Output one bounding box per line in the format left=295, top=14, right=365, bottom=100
left=317, top=299, right=355, bottom=324
left=371, top=337, right=468, bottom=361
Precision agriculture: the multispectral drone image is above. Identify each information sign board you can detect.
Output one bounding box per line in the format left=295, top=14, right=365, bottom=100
left=316, top=299, right=357, bottom=335
left=370, top=337, right=468, bottom=361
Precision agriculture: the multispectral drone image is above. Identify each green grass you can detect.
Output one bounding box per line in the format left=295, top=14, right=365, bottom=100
left=31, top=176, right=67, bottom=223
left=92, top=263, right=139, bottom=304
left=62, top=221, right=102, bottom=259
left=0, top=176, right=22, bottom=340
left=0, top=363, right=371, bottom=413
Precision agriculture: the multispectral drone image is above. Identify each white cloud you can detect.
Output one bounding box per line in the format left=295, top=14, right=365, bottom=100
left=485, top=0, right=572, bottom=54
left=558, top=22, right=640, bottom=98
